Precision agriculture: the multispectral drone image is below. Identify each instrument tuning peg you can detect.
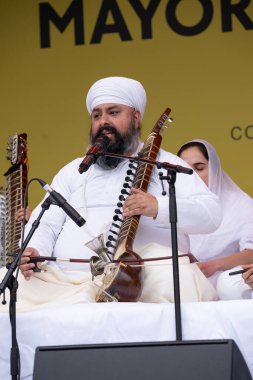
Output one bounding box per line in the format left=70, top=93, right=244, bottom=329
left=163, top=116, right=174, bottom=129
left=129, top=163, right=137, bottom=170
left=112, top=222, right=121, bottom=229
left=113, top=215, right=123, bottom=222
left=109, top=229, right=118, bottom=236
left=106, top=241, right=116, bottom=248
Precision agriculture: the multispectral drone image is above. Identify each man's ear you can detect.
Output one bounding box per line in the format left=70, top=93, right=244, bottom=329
left=133, top=110, right=141, bottom=129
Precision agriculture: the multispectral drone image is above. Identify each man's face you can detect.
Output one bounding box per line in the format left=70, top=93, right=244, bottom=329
left=89, top=103, right=141, bottom=169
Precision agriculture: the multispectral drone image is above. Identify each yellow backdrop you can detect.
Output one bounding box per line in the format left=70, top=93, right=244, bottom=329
left=1, top=0, right=252, bottom=208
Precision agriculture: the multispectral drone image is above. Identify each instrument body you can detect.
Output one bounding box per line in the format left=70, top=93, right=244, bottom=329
left=4, top=133, right=28, bottom=266
left=94, top=108, right=172, bottom=302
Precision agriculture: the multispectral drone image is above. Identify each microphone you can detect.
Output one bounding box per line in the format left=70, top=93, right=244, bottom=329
left=79, top=135, right=110, bottom=174
left=37, top=179, right=86, bottom=227
left=159, top=162, right=193, bottom=175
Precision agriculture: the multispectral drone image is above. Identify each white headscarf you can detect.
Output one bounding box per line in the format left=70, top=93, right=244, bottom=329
left=179, top=139, right=253, bottom=261
left=86, top=77, right=147, bottom=119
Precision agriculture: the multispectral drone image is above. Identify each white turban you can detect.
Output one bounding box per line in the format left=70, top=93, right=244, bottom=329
left=86, top=77, right=147, bottom=119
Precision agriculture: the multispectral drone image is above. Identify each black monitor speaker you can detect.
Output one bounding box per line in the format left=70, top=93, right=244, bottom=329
left=33, top=339, right=252, bottom=380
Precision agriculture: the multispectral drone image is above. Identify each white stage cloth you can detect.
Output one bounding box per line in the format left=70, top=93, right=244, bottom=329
left=0, top=300, right=253, bottom=379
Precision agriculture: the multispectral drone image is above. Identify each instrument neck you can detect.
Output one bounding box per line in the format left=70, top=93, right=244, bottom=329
left=5, top=163, right=28, bottom=263
left=116, top=132, right=162, bottom=253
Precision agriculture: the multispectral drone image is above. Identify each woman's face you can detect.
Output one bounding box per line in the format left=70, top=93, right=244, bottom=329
left=179, top=146, right=209, bottom=186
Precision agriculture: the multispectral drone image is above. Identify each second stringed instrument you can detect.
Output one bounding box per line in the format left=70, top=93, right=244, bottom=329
left=91, top=108, right=172, bottom=302
left=3, top=133, right=28, bottom=266
left=0, top=187, right=5, bottom=267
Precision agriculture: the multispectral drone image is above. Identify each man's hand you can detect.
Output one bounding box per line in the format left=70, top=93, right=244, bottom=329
left=16, top=207, right=32, bottom=222
left=20, top=247, right=40, bottom=280
left=242, top=264, right=253, bottom=289
left=122, top=187, right=158, bottom=218
left=197, top=260, right=219, bottom=277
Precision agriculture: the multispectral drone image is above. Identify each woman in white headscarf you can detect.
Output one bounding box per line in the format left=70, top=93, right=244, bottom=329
left=177, top=139, right=253, bottom=298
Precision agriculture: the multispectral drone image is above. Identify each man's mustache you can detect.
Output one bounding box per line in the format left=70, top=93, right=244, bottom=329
left=94, top=126, right=117, bottom=140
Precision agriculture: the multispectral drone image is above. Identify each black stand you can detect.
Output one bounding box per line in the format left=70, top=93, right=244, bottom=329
left=159, top=170, right=182, bottom=341
left=0, top=197, right=52, bottom=380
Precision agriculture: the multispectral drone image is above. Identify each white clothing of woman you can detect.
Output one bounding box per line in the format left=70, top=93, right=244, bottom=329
left=183, top=140, right=253, bottom=292
left=216, top=266, right=253, bottom=300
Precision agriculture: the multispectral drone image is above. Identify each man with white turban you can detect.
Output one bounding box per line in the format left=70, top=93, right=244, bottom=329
left=12, top=76, right=222, bottom=308
left=86, top=76, right=147, bottom=119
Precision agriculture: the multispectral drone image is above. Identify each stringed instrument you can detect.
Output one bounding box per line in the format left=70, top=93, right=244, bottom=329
left=0, top=187, right=5, bottom=267
left=92, top=108, right=172, bottom=302
left=3, top=133, right=28, bottom=266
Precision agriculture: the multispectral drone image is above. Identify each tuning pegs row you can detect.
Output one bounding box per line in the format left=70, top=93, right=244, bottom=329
left=105, top=161, right=138, bottom=254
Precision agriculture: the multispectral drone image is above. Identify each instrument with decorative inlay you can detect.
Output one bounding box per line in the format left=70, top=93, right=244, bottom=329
left=4, top=133, right=28, bottom=266
left=93, top=109, right=172, bottom=302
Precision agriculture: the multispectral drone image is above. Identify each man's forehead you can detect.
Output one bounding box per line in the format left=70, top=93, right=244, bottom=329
left=91, top=103, right=132, bottom=112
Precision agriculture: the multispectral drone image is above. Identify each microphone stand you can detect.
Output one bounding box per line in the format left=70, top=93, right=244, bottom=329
left=103, top=152, right=192, bottom=341
left=159, top=169, right=182, bottom=341
left=102, top=152, right=193, bottom=175
left=0, top=197, right=52, bottom=380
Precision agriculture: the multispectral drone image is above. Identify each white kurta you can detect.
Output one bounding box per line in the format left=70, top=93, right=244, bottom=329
left=23, top=145, right=221, bottom=276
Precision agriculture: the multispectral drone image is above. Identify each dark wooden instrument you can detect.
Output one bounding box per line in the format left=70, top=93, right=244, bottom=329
left=0, top=187, right=5, bottom=267
left=4, top=133, right=28, bottom=266
left=95, top=108, right=172, bottom=302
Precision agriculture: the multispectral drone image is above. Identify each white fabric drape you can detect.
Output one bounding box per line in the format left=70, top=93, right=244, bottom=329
left=1, top=300, right=253, bottom=380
